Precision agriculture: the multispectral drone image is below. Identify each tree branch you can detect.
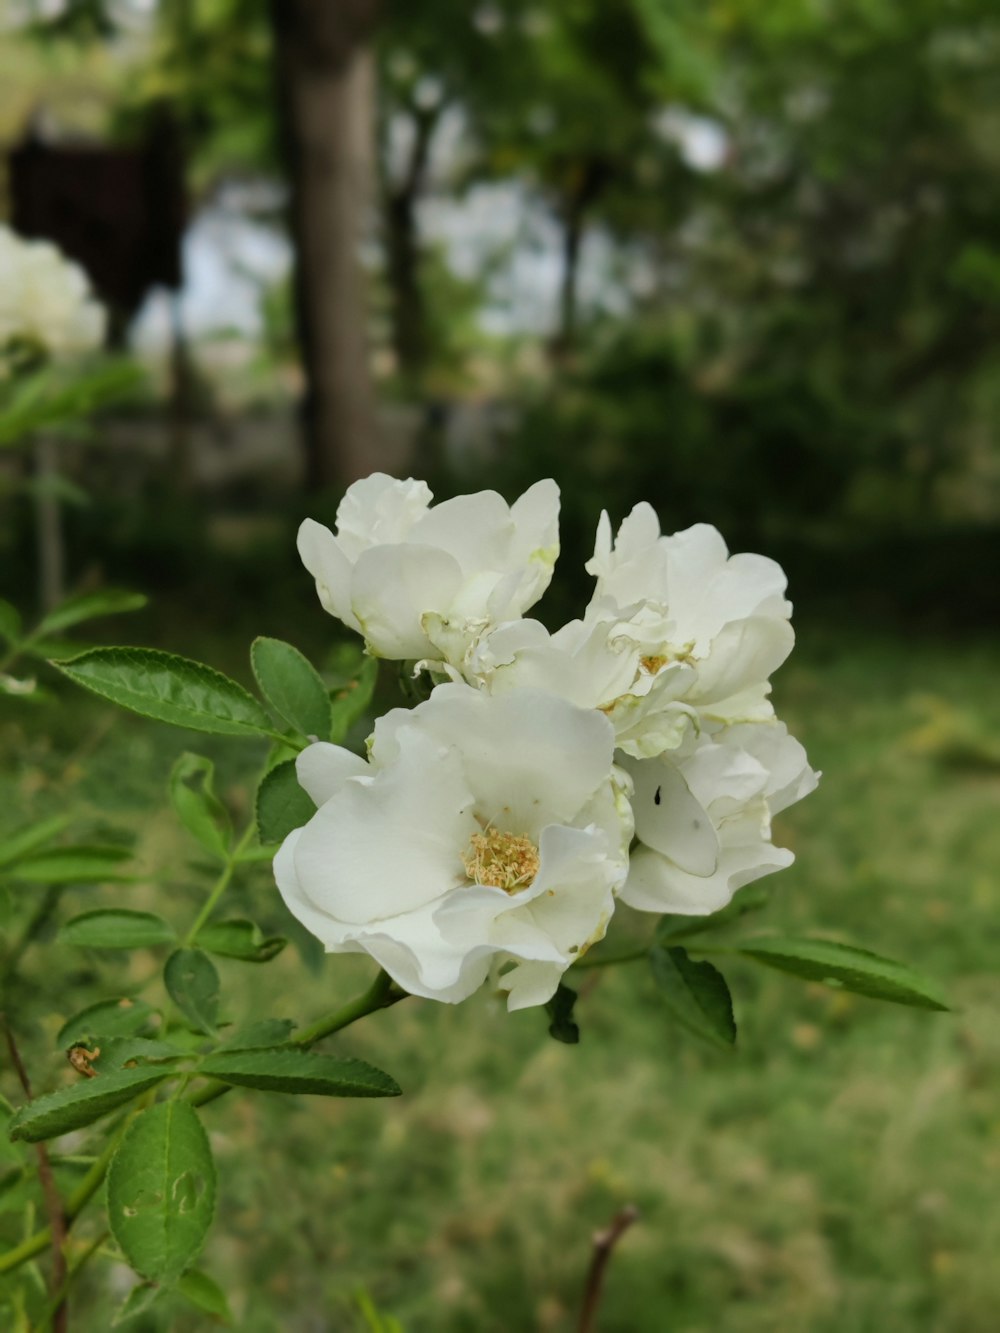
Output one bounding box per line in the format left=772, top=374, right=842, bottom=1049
left=3, top=1015, right=68, bottom=1331
left=577, top=1203, right=640, bottom=1333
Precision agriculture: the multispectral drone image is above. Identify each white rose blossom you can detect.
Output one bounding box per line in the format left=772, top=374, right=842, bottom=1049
left=279, top=481, right=818, bottom=1003
left=275, top=685, right=630, bottom=1009
left=297, top=474, right=559, bottom=666
left=0, top=225, right=106, bottom=360
left=620, top=721, right=819, bottom=916
left=584, top=504, right=796, bottom=737
left=460, top=505, right=797, bottom=761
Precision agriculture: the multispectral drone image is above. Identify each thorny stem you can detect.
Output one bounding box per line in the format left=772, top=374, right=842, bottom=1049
left=2, top=1017, right=68, bottom=1330
left=577, top=1204, right=640, bottom=1333
left=0, top=969, right=408, bottom=1274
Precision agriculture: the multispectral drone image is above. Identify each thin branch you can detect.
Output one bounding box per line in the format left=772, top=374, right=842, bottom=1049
left=577, top=1204, right=640, bottom=1333
left=3, top=1015, right=68, bottom=1331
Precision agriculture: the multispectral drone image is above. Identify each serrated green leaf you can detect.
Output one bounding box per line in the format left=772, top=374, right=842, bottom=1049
left=251, top=637, right=331, bottom=739
left=544, top=983, right=580, bottom=1044
left=10, top=844, right=134, bottom=885
left=198, top=918, right=287, bottom=963
left=35, top=588, right=147, bottom=637
left=169, top=753, right=231, bottom=861
left=56, top=647, right=275, bottom=737
left=107, top=1101, right=216, bottom=1284
left=58, top=998, right=158, bottom=1047
left=219, top=1019, right=296, bottom=1051
left=0, top=814, right=72, bottom=870
left=650, top=946, right=736, bottom=1049
left=256, top=760, right=315, bottom=844
left=199, top=1048, right=401, bottom=1098
left=59, top=909, right=177, bottom=950
left=85, top=1038, right=184, bottom=1073
left=0, top=599, right=21, bottom=645
left=735, top=938, right=951, bottom=1010
left=164, top=949, right=220, bottom=1036
left=8, top=1067, right=173, bottom=1143
left=329, top=655, right=378, bottom=743
left=176, top=1268, right=233, bottom=1323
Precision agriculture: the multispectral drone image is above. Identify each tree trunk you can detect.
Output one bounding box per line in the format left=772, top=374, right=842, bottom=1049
left=553, top=158, right=611, bottom=358
left=269, top=0, right=380, bottom=488
left=383, top=106, right=438, bottom=386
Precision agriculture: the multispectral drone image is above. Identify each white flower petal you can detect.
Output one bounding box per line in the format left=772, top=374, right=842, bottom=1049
left=292, top=729, right=476, bottom=923
left=297, top=519, right=360, bottom=632
left=295, top=742, right=368, bottom=806
left=621, top=754, right=720, bottom=876
left=351, top=543, right=464, bottom=659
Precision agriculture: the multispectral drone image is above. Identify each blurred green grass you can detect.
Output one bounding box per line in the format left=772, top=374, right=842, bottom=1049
left=2, top=626, right=999, bottom=1331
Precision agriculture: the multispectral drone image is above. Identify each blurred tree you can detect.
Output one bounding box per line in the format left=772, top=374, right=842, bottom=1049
left=269, top=0, right=381, bottom=487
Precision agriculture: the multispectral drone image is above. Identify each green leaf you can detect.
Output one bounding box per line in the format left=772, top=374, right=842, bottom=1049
left=650, top=946, right=736, bottom=1049
left=10, top=844, right=134, bottom=885
left=198, top=919, right=287, bottom=963
left=164, top=949, right=220, bottom=1036
left=58, top=998, right=158, bottom=1047
left=218, top=1019, right=296, bottom=1051
left=176, top=1269, right=233, bottom=1324
left=544, top=983, right=581, bottom=1044
left=168, top=753, right=231, bottom=861
left=35, top=588, right=147, bottom=637
left=107, top=1101, right=217, bottom=1284
left=87, top=1038, right=183, bottom=1073
left=0, top=814, right=72, bottom=870
left=56, top=647, right=275, bottom=738
left=8, top=1067, right=173, bottom=1143
left=198, top=1048, right=401, bottom=1098
left=255, top=760, right=315, bottom=844
left=734, top=938, right=951, bottom=1010
left=0, top=599, right=21, bottom=645
left=329, top=655, right=378, bottom=743
left=251, top=636, right=331, bottom=739
left=59, top=910, right=177, bottom=950
left=112, top=1282, right=165, bottom=1324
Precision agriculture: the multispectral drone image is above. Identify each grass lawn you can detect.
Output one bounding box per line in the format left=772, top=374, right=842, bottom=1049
left=2, top=624, right=998, bottom=1331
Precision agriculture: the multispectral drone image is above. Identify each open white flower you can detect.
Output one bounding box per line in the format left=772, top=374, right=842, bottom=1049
left=466, top=614, right=700, bottom=758
left=620, top=721, right=819, bottom=917
left=297, top=474, right=559, bottom=665
left=0, top=225, right=105, bottom=359
left=584, top=505, right=796, bottom=737
left=274, top=685, right=629, bottom=1009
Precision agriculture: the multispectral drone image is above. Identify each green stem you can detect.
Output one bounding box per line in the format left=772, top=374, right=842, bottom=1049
left=36, top=1230, right=107, bottom=1332
left=570, top=946, right=650, bottom=971
left=183, top=823, right=255, bottom=947
left=191, top=968, right=403, bottom=1112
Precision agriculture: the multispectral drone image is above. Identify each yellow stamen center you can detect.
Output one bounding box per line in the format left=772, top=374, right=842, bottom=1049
left=463, top=829, right=540, bottom=893
left=640, top=654, right=669, bottom=675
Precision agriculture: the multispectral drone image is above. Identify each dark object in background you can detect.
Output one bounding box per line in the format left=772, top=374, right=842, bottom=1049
left=9, top=107, right=186, bottom=343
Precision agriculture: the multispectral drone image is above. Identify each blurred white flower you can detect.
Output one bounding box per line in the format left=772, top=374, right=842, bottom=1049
left=0, top=225, right=106, bottom=360
left=274, top=685, right=628, bottom=1009
left=298, top=473, right=559, bottom=664
left=620, top=721, right=818, bottom=917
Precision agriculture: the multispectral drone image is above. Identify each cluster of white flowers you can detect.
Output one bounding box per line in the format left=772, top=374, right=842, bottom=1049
left=0, top=224, right=106, bottom=361
left=277, top=475, right=818, bottom=1010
